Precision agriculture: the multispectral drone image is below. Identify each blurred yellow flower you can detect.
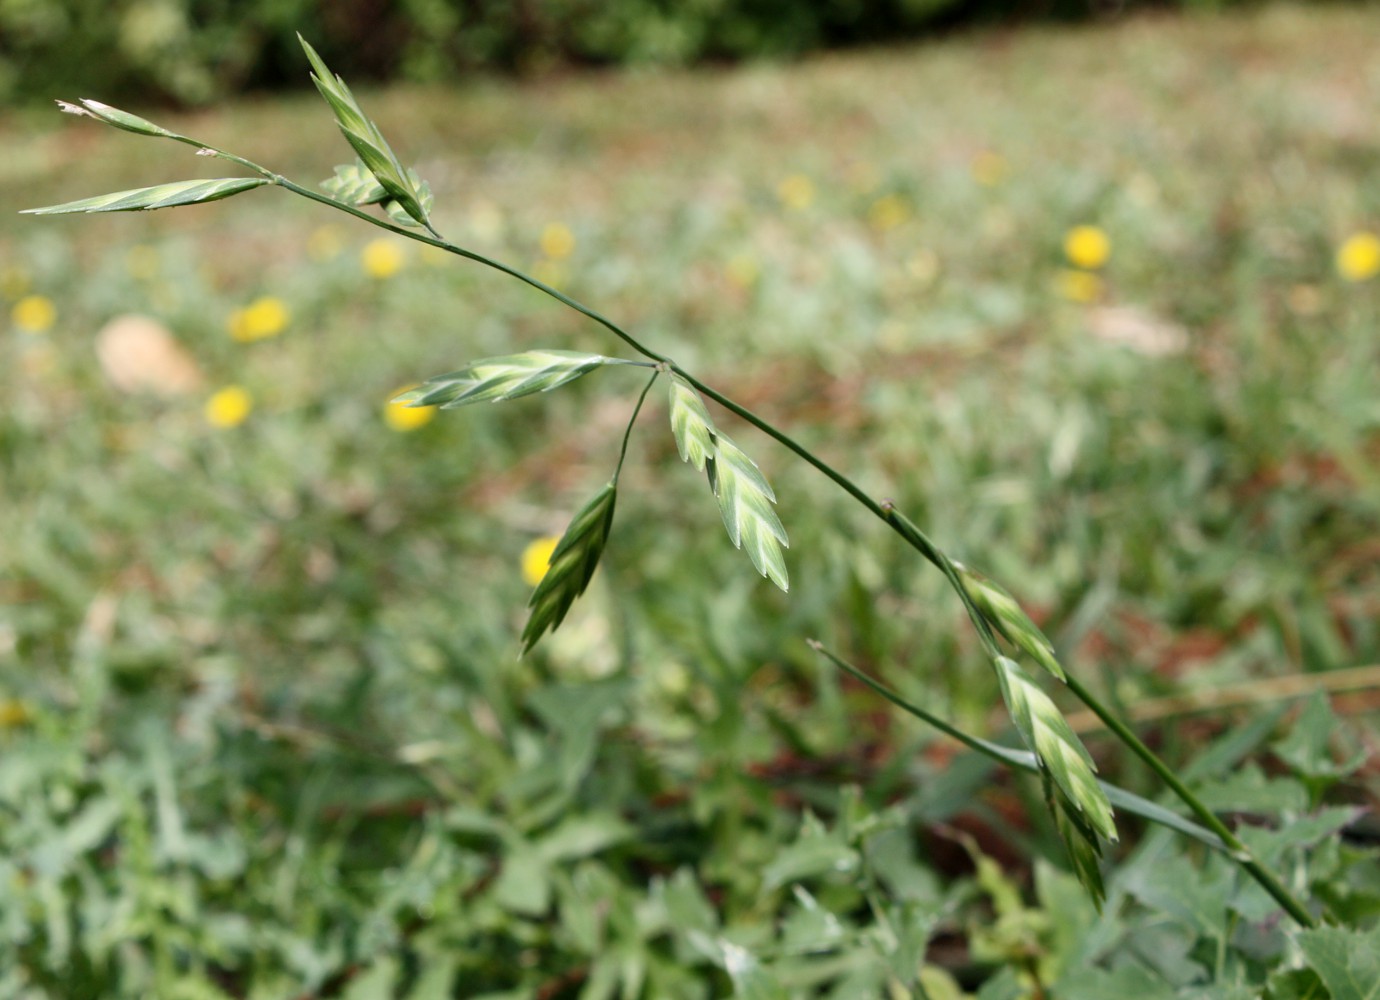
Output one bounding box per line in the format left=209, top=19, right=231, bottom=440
left=12, top=294, right=56, bottom=333
left=540, top=222, right=576, bottom=260
left=521, top=536, right=561, bottom=587
left=1336, top=232, right=1380, bottom=281
left=1064, top=225, right=1110, bottom=270
left=362, top=238, right=406, bottom=278
left=307, top=225, right=345, bottom=261
left=1055, top=269, right=1103, bottom=304
left=227, top=296, right=290, bottom=342
left=205, top=385, right=253, bottom=428
left=384, top=390, right=435, bottom=432
left=125, top=244, right=160, bottom=280
left=971, top=150, right=1008, bottom=187
left=777, top=174, right=816, bottom=212
left=868, top=194, right=911, bottom=232
left=725, top=253, right=760, bottom=290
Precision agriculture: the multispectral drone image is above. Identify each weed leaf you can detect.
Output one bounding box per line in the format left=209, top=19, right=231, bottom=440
left=395, top=350, right=633, bottom=409
left=668, top=375, right=715, bottom=472
left=298, top=34, right=431, bottom=227
left=1297, top=925, right=1380, bottom=1000
left=709, top=432, right=789, bottom=592
left=23, top=178, right=269, bottom=215
left=522, top=482, right=617, bottom=654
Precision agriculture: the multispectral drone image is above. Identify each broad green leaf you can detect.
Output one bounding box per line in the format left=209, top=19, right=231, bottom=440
left=995, top=655, right=1116, bottom=842
left=1273, top=691, right=1368, bottom=782
left=1297, top=925, right=1380, bottom=1000
left=708, top=432, right=789, bottom=592
left=299, top=35, right=431, bottom=227
left=522, top=481, right=616, bottom=654
left=761, top=813, right=858, bottom=891
left=397, top=350, right=633, bottom=409
left=668, top=375, right=715, bottom=471
left=23, top=178, right=268, bottom=215
left=321, top=161, right=387, bottom=205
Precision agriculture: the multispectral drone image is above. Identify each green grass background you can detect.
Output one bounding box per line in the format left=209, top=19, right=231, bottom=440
left=2, top=4, right=1379, bottom=997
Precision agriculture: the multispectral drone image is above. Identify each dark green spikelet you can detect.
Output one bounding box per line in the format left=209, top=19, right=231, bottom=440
left=522, top=482, right=618, bottom=655
left=298, top=34, right=431, bottom=228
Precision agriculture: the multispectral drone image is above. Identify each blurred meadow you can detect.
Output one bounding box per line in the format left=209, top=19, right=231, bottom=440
left=3, top=3, right=1380, bottom=997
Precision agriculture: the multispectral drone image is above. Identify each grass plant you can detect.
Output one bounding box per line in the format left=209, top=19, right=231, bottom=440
left=5, top=6, right=1380, bottom=996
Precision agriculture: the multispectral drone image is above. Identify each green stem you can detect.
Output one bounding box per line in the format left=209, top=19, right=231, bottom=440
left=1062, top=673, right=1317, bottom=928
left=615, top=372, right=660, bottom=480
left=270, top=171, right=1319, bottom=927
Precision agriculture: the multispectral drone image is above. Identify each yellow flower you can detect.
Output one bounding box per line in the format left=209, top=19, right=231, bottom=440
left=205, top=385, right=253, bottom=428
left=777, top=174, right=816, bottom=212
left=724, top=253, right=760, bottom=290
left=521, top=536, right=561, bottom=587
left=1054, top=269, right=1103, bottom=304
left=384, top=388, right=435, bottom=432
left=11, top=295, right=56, bottom=333
left=227, top=296, right=290, bottom=342
left=362, top=238, right=406, bottom=279
left=1336, top=232, right=1380, bottom=282
left=125, top=244, right=160, bottom=280
left=971, top=150, right=1008, bottom=187
left=1064, top=225, right=1110, bottom=270
left=307, top=225, right=344, bottom=261
left=539, top=222, right=576, bottom=260
left=868, top=194, right=910, bottom=232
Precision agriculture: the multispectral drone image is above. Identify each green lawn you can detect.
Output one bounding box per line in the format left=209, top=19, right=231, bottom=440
left=2, top=4, right=1379, bottom=997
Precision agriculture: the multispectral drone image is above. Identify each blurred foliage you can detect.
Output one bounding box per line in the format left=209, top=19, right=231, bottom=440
left=5, top=3, right=1380, bottom=995
left=0, top=0, right=1308, bottom=106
